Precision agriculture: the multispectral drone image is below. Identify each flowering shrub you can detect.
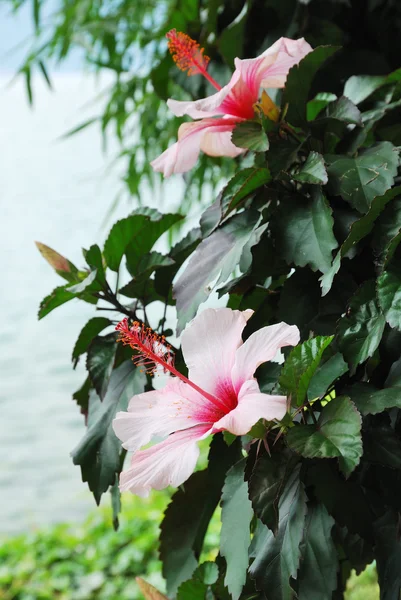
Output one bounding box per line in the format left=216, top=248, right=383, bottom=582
left=36, top=19, right=401, bottom=600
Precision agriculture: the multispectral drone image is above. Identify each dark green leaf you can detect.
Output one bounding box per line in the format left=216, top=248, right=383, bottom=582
left=85, top=244, right=106, bottom=283
left=374, top=511, right=401, bottom=600
left=249, top=465, right=307, bottom=600
left=72, top=317, right=112, bottom=367
left=292, top=151, right=328, bottom=185
left=73, top=376, right=91, bottom=419
left=220, top=459, right=253, bottom=600
left=347, top=382, right=401, bottom=416
left=232, top=121, right=269, bottom=152
left=297, top=503, right=338, bottom=600
left=284, top=46, right=340, bottom=127
left=308, top=353, right=348, bottom=400
left=86, top=333, right=117, bottom=400
left=307, top=92, right=337, bottom=121
left=373, top=194, right=401, bottom=269
left=174, top=210, right=260, bottom=334
left=103, top=209, right=182, bottom=272
left=319, top=96, right=362, bottom=126
left=286, top=396, right=362, bottom=477
left=72, top=361, right=146, bottom=503
left=136, top=251, right=175, bottom=275
left=248, top=449, right=298, bottom=534
left=38, top=285, right=76, bottom=319
left=177, top=562, right=219, bottom=600
left=326, top=142, right=399, bottom=213
left=364, top=424, right=401, bottom=469
left=160, top=435, right=241, bottom=595
left=220, top=167, right=271, bottom=218
left=274, top=188, right=338, bottom=274
left=337, top=281, right=386, bottom=373
left=377, top=263, right=401, bottom=331
left=321, top=187, right=401, bottom=295
left=279, top=336, right=334, bottom=406
left=343, top=69, right=401, bottom=105
left=110, top=474, right=122, bottom=531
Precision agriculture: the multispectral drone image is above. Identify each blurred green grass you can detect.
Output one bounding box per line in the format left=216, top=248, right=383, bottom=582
left=0, top=492, right=379, bottom=599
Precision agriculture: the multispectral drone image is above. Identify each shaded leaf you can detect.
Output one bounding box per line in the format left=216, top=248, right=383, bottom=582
left=326, top=142, right=398, bottom=213
left=160, top=435, right=241, bottom=595
left=249, top=449, right=298, bottom=534
left=284, top=46, right=340, bottom=127
left=377, top=262, right=401, bottom=331
left=249, top=465, right=307, bottom=600
left=308, top=352, right=348, bottom=400
left=347, top=382, right=401, bottom=416
left=72, top=317, right=112, bottom=368
left=337, top=280, right=386, bottom=373
left=177, top=562, right=218, bottom=600
left=86, top=333, right=118, bottom=400
left=72, top=362, right=146, bottom=503
left=274, top=188, right=338, bottom=274
left=232, top=121, right=269, bottom=152
left=286, top=396, right=362, bottom=477
left=292, top=151, right=328, bottom=185
left=297, top=503, right=338, bottom=600
left=374, top=511, right=401, bottom=600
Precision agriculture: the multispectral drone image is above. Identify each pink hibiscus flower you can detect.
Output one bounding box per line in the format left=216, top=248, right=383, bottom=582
left=151, top=30, right=312, bottom=177
left=113, top=308, right=299, bottom=497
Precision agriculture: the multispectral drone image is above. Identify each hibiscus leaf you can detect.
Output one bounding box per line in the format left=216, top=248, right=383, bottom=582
left=320, top=187, right=401, bottom=295
left=72, top=317, right=113, bottom=368
left=377, top=261, right=401, bottom=331
left=249, top=465, right=307, bottom=600
left=374, top=511, right=401, bottom=600
left=373, top=193, right=401, bottom=270
left=286, top=396, right=362, bottom=477
left=174, top=210, right=260, bottom=334
left=67, top=269, right=99, bottom=293
left=343, top=68, right=401, bottom=105
left=232, top=121, right=269, bottom=152
left=279, top=335, right=334, bottom=406
left=307, top=352, right=348, bottom=400
left=177, top=562, right=219, bottom=600
left=86, top=333, right=118, bottom=400
left=347, top=382, right=401, bottom=416
left=284, top=46, right=340, bottom=128
left=38, top=285, right=77, bottom=319
left=292, top=151, right=328, bottom=185
left=71, top=361, right=146, bottom=504
left=364, top=423, right=401, bottom=469
left=273, top=188, right=338, bottom=274
left=318, top=96, right=362, bottom=126
left=297, top=502, right=339, bottom=600
left=160, top=434, right=242, bottom=596
left=336, top=280, right=386, bottom=373
left=325, top=142, right=399, bottom=214
left=220, top=458, right=253, bottom=600
left=248, top=448, right=299, bottom=534
left=103, top=208, right=182, bottom=272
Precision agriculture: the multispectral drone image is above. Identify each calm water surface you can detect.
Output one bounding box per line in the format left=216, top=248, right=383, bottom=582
left=0, top=73, right=185, bottom=535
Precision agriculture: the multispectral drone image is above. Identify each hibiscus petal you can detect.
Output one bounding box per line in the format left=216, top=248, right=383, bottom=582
left=212, top=379, right=287, bottom=435
left=200, top=128, right=244, bottom=157
left=150, top=117, right=240, bottom=177
left=113, top=378, right=217, bottom=453
left=231, top=322, right=300, bottom=389
left=235, top=36, right=312, bottom=92
left=181, top=308, right=253, bottom=399
left=119, top=424, right=211, bottom=497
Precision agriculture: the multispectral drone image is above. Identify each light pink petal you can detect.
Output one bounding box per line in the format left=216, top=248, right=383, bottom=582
left=212, top=379, right=287, bottom=435
left=235, top=37, right=313, bottom=92
left=231, top=322, right=300, bottom=390
left=150, top=117, right=240, bottom=177
left=113, top=378, right=218, bottom=453
left=119, top=424, right=211, bottom=497
left=181, top=308, right=253, bottom=404
left=200, top=128, right=245, bottom=157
